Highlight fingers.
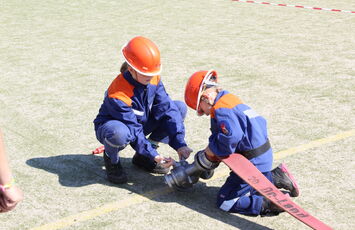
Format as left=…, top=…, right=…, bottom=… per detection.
left=179, top=154, right=187, bottom=161
left=0, top=186, right=23, bottom=212
left=180, top=150, right=188, bottom=160
left=155, top=155, right=175, bottom=168
left=4, top=200, right=17, bottom=211
left=159, top=157, right=175, bottom=168
left=177, top=146, right=193, bottom=160
left=0, top=195, right=6, bottom=212
left=0, top=194, right=16, bottom=213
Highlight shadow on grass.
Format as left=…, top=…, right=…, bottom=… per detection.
left=26, top=154, right=272, bottom=230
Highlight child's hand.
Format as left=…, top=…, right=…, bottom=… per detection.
left=177, top=146, right=193, bottom=160
left=154, top=155, right=175, bottom=168
left=0, top=185, right=23, bottom=213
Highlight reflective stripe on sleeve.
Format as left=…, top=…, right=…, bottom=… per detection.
left=243, top=109, right=259, bottom=118
left=132, top=109, right=144, bottom=116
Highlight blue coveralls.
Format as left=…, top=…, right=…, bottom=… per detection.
left=93, top=71, right=187, bottom=164
left=209, top=90, right=273, bottom=216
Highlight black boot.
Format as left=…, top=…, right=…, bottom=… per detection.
left=103, top=152, right=128, bottom=184
left=132, top=153, right=169, bottom=174
left=272, top=163, right=300, bottom=197
left=260, top=198, right=285, bottom=217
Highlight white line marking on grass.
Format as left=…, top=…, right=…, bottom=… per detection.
left=274, top=129, right=355, bottom=160
left=31, top=187, right=172, bottom=230
left=31, top=129, right=355, bottom=230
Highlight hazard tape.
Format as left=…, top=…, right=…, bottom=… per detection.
left=232, top=0, right=355, bottom=13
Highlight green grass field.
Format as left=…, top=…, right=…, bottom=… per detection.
left=1, top=0, right=354, bottom=229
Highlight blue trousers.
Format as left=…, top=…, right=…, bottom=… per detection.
left=216, top=170, right=273, bottom=216
left=95, top=100, right=187, bottom=163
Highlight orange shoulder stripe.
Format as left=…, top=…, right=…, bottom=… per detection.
left=211, top=94, right=242, bottom=118
left=107, top=74, right=134, bottom=106
left=150, top=75, right=160, bottom=85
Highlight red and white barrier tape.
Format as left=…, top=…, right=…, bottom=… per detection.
left=232, top=0, right=355, bottom=13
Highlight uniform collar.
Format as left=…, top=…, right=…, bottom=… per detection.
left=213, top=90, right=229, bottom=105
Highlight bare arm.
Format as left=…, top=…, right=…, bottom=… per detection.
left=205, top=146, right=223, bottom=162
left=0, top=130, right=12, bottom=185
left=0, top=129, right=23, bottom=213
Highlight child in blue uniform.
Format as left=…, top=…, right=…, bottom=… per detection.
left=184, top=70, right=300, bottom=216
left=94, top=36, right=192, bottom=184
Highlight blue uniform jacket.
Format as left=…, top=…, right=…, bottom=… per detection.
left=94, top=71, right=187, bottom=160
left=208, top=90, right=273, bottom=172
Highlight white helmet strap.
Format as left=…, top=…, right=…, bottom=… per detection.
left=195, top=69, right=218, bottom=113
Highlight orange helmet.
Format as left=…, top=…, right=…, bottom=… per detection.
left=184, top=70, right=218, bottom=113
left=121, top=36, right=161, bottom=76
